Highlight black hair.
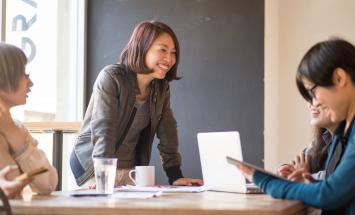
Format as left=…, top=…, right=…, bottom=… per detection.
left=296, top=38, right=355, bottom=102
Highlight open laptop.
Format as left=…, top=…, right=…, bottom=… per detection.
left=197, top=131, right=262, bottom=193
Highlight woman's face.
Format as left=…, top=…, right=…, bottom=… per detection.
left=145, top=32, right=176, bottom=79
left=308, top=103, right=334, bottom=128
left=303, top=71, right=347, bottom=123
left=0, top=72, right=33, bottom=108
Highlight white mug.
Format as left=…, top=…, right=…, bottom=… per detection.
left=129, top=166, right=155, bottom=186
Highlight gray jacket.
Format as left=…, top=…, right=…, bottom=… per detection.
left=70, top=64, right=183, bottom=185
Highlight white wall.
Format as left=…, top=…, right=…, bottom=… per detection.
left=265, top=0, right=355, bottom=170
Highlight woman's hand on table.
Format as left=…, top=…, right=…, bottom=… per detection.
left=172, top=178, right=203, bottom=186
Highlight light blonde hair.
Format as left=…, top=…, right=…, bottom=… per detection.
left=0, top=43, right=27, bottom=92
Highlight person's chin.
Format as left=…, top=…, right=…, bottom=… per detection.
left=330, top=112, right=342, bottom=123
left=21, top=98, right=27, bottom=105
left=155, top=72, right=166, bottom=79
left=310, top=120, right=318, bottom=126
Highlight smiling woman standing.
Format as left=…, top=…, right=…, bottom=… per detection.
left=235, top=38, right=355, bottom=215
left=70, top=21, right=202, bottom=187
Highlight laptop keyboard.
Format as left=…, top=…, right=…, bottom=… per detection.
left=246, top=183, right=263, bottom=194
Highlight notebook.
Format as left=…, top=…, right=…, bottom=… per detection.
left=197, top=131, right=262, bottom=193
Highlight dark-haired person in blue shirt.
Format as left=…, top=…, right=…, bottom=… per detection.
left=277, top=103, right=338, bottom=182
left=235, top=38, right=355, bottom=215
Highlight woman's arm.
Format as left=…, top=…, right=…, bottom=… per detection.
left=156, top=84, right=203, bottom=186
left=156, top=84, right=183, bottom=184
left=0, top=99, right=57, bottom=194
left=253, top=138, right=355, bottom=210
left=89, top=70, right=121, bottom=158
left=14, top=123, right=58, bottom=194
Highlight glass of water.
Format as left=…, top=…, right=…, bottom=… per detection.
left=93, top=158, right=117, bottom=194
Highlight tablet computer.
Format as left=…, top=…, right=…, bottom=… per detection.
left=226, top=156, right=285, bottom=180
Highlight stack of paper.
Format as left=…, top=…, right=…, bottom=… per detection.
left=113, top=191, right=162, bottom=199
left=69, top=189, right=162, bottom=199
left=116, top=185, right=207, bottom=193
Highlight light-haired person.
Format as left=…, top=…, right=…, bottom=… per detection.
left=0, top=43, right=58, bottom=195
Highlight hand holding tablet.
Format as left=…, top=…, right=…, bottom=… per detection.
left=226, top=156, right=285, bottom=181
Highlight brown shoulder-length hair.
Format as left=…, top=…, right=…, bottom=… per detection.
left=0, top=43, right=27, bottom=92
left=308, top=127, right=330, bottom=173
left=119, top=20, right=181, bottom=82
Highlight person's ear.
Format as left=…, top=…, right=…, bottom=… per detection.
left=333, top=68, right=347, bottom=88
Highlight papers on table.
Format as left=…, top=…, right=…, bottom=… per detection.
left=113, top=191, right=162, bottom=199
left=116, top=185, right=207, bottom=193
left=70, top=185, right=206, bottom=199
left=70, top=189, right=162, bottom=199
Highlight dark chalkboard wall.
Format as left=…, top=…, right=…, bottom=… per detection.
left=87, top=0, right=264, bottom=184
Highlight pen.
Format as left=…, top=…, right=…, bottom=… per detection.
left=71, top=193, right=109, bottom=197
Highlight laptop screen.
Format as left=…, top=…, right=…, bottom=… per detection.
left=197, top=131, right=249, bottom=193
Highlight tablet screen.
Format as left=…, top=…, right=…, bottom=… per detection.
left=226, top=156, right=286, bottom=180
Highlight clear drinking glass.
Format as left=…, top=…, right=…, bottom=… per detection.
left=93, top=158, right=117, bottom=194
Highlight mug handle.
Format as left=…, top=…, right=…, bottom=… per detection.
left=128, top=169, right=136, bottom=185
